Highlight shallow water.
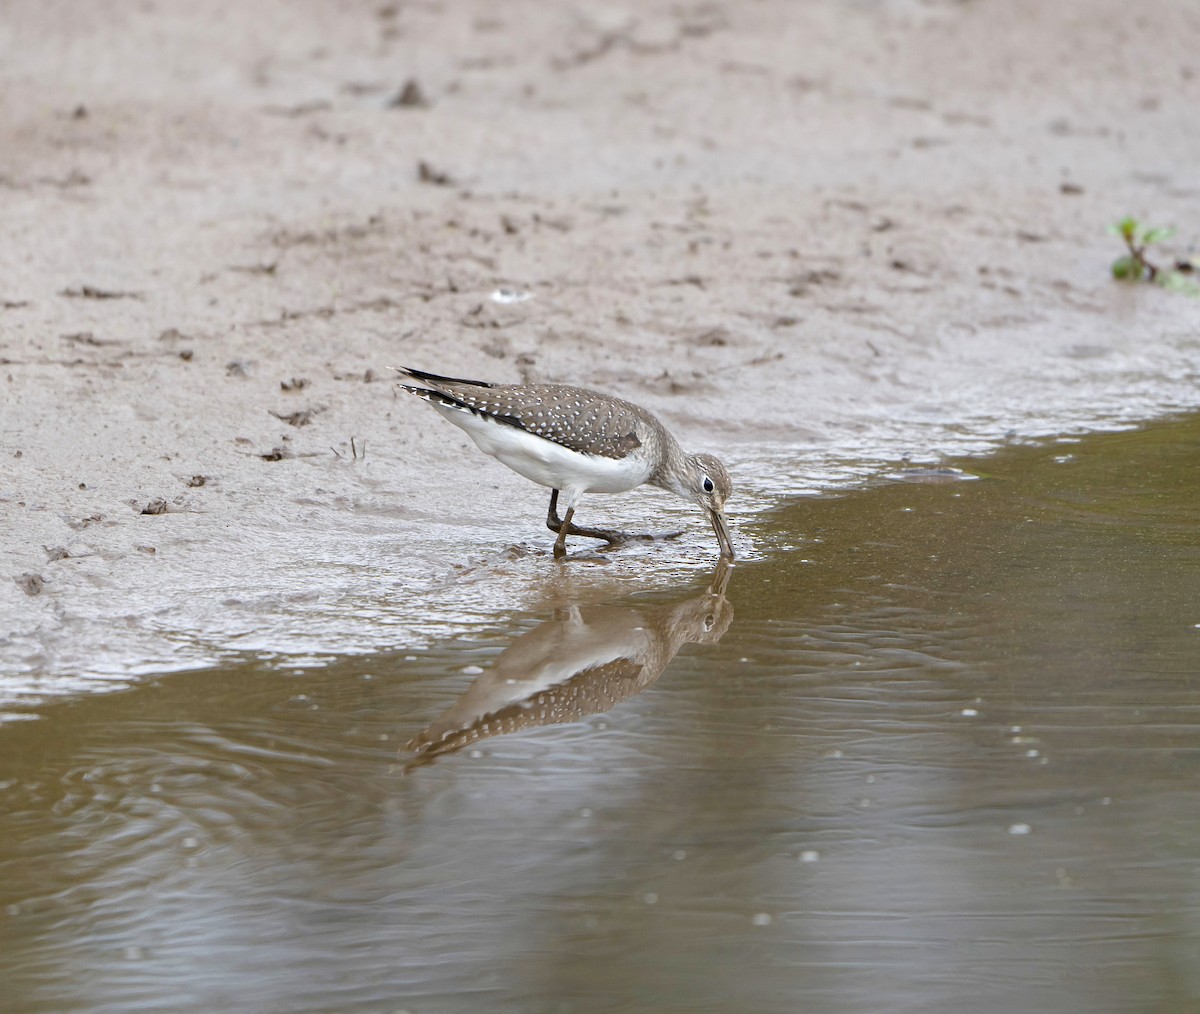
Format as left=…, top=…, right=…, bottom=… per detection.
left=2, top=415, right=1199, bottom=1013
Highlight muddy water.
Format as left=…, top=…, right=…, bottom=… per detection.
left=3, top=416, right=1199, bottom=1014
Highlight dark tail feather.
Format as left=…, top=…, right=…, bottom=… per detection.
left=394, top=384, right=464, bottom=409
left=390, top=365, right=493, bottom=389
left=396, top=382, right=523, bottom=430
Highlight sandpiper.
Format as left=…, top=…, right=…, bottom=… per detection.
left=393, top=366, right=734, bottom=559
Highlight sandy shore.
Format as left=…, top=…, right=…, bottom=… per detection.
left=2, top=0, right=1199, bottom=697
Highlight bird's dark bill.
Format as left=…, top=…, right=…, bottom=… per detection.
left=710, top=510, right=734, bottom=560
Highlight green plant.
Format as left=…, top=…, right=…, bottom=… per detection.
left=1109, top=216, right=1200, bottom=296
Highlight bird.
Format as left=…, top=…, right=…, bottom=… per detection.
left=392, top=366, right=734, bottom=559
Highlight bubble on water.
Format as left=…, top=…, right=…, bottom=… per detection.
left=1008, top=822, right=1032, bottom=835
left=462, top=665, right=484, bottom=675
left=1025, top=749, right=1040, bottom=758
left=751, top=912, right=773, bottom=926
left=672, top=849, right=688, bottom=861
left=182, top=836, right=199, bottom=850
left=468, top=749, right=483, bottom=759
left=961, top=707, right=978, bottom=716
left=642, top=892, right=658, bottom=905
left=799, top=850, right=820, bottom=863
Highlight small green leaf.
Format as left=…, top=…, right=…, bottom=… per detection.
left=1158, top=271, right=1200, bottom=297
left=1108, top=217, right=1137, bottom=238
left=1111, top=255, right=1142, bottom=280
left=1141, top=226, right=1175, bottom=246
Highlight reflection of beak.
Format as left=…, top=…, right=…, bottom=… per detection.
left=708, top=556, right=733, bottom=596
left=708, top=509, right=735, bottom=560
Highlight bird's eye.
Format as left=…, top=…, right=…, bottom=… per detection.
left=704, top=613, right=716, bottom=630
left=702, top=476, right=715, bottom=493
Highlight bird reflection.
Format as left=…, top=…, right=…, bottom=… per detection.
left=405, top=562, right=734, bottom=767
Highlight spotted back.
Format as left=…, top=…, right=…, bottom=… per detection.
left=408, top=380, right=657, bottom=460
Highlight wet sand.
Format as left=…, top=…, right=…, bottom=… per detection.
left=3, top=0, right=1200, bottom=688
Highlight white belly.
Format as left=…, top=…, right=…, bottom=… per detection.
left=435, top=404, right=653, bottom=497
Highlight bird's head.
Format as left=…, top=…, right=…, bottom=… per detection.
left=680, top=452, right=734, bottom=559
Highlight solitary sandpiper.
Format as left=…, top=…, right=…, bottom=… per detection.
left=393, top=366, right=734, bottom=559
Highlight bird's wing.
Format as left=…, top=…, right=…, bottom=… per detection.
left=401, top=377, right=648, bottom=461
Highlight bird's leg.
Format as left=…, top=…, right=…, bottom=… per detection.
left=546, top=489, right=565, bottom=533
left=547, top=489, right=620, bottom=545
left=544, top=489, right=679, bottom=552
left=553, top=506, right=573, bottom=558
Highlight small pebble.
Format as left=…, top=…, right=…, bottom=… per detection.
left=490, top=287, right=532, bottom=304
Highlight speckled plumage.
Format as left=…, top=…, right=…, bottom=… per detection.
left=393, top=365, right=735, bottom=558
left=396, top=368, right=657, bottom=462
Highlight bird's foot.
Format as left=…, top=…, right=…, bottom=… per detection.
left=545, top=494, right=684, bottom=556
left=579, top=527, right=686, bottom=550
left=561, top=523, right=623, bottom=545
